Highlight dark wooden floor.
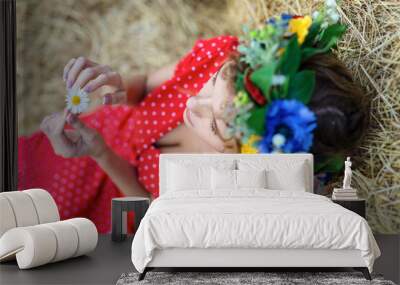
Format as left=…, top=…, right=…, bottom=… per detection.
left=0, top=235, right=134, bottom=285
left=0, top=234, right=398, bottom=284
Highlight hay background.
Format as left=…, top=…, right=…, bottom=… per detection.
left=16, top=0, right=399, bottom=233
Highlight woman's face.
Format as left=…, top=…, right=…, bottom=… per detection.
left=183, top=61, right=236, bottom=152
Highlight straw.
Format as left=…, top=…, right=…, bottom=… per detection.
left=16, top=0, right=400, bottom=233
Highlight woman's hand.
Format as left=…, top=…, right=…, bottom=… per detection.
left=40, top=110, right=108, bottom=160
left=41, top=110, right=150, bottom=197
left=63, top=57, right=126, bottom=105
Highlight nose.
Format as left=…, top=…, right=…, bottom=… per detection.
left=186, top=97, right=215, bottom=118
left=186, top=97, right=196, bottom=108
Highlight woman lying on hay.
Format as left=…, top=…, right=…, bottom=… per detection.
left=18, top=0, right=367, bottom=232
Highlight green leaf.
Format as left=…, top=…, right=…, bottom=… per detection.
left=320, top=23, right=347, bottom=47
left=250, top=63, right=276, bottom=100
left=269, top=77, right=290, bottom=100
left=287, top=70, right=315, bottom=104
left=279, top=37, right=301, bottom=76
left=302, top=47, right=331, bottom=60
left=281, top=77, right=290, bottom=98
left=270, top=87, right=280, bottom=101
left=246, top=106, right=266, bottom=136
left=302, top=22, right=321, bottom=47
left=302, top=23, right=347, bottom=60
left=235, top=72, right=245, bottom=91
left=315, top=155, right=344, bottom=173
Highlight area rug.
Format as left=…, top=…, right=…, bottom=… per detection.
left=116, top=271, right=395, bottom=285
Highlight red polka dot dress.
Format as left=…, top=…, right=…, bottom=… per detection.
left=18, top=36, right=239, bottom=233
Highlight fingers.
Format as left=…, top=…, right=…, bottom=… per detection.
left=83, top=71, right=123, bottom=93
left=65, top=57, right=95, bottom=89
left=64, top=130, right=81, bottom=143
left=102, top=90, right=127, bottom=105
left=63, top=58, right=76, bottom=82
left=66, top=113, right=96, bottom=140
left=40, top=110, right=67, bottom=136
left=41, top=110, right=103, bottom=159
left=66, top=114, right=106, bottom=158
left=73, top=65, right=111, bottom=91
left=40, top=110, right=76, bottom=158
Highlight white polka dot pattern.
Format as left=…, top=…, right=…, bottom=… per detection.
left=17, top=36, right=238, bottom=233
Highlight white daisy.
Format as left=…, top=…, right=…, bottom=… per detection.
left=272, top=133, right=286, bottom=148
left=272, top=75, right=286, bottom=86
left=325, top=0, right=337, bottom=8
left=324, top=0, right=340, bottom=24
left=66, top=88, right=90, bottom=114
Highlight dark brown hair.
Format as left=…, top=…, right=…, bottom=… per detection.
left=300, top=53, right=368, bottom=156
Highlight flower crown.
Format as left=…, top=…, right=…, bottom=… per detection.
left=225, top=0, right=346, bottom=155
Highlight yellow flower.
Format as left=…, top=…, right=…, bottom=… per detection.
left=234, top=91, right=250, bottom=108
left=288, top=16, right=312, bottom=45
left=240, top=134, right=262, bottom=154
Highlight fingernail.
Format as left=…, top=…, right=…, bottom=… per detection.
left=67, top=80, right=73, bottom=89
left=84, top=85, right=91, bottom=93
left=103, top=94, right=112, bottom=105
left=66, top=113, right=76, bottom=124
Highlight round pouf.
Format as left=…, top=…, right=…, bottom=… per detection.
left=111, top=197, right=149, bottom=242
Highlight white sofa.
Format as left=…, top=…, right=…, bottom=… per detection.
left=0, top=189, right=98, bottom=269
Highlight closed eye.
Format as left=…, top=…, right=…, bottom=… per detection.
left=212, top=67, right=222, bottom=86
left=211, top=119, right=218, bottom=135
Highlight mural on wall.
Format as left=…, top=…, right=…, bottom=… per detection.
left=16, top=0, right=399, bottom=234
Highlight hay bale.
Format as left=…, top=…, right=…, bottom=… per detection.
left=16, top=0, right=235, bottom=135
left=16, top=0, right=400, bottom=233
left=228, top=0, right=400, bottom=234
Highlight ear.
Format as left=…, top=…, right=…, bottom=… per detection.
left=212, top=62, right=236, bottom=117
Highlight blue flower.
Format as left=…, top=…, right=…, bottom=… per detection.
left=266, top=13, right=293, bottom=26
left=267, top=17, right=276, bottom=25
left=281, top=13, right=293, bottom=21
left=258, top=99, right=316, bottom=153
